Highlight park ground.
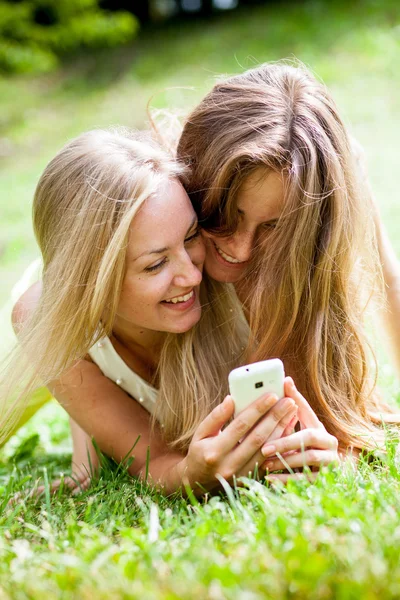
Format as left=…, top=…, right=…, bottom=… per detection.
left=1, top=0, right=400, bottom=597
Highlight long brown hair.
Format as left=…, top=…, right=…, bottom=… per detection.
left=177, top=61, right=398, bottom=450
left=1, top=128, right=247, bottom=451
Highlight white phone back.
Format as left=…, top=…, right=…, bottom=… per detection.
left=228, top=359, right=285, bottom=415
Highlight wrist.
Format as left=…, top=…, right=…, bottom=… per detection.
left=176, top=456, right=191, bottom=486
left=137, top=453, right=187, bottom=495
left=175, top=457, right=218, bottom=498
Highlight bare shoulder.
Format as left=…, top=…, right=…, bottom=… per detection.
left=11, top=281, right=42, bottom=334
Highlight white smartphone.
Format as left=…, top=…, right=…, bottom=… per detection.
left=228, top=359, right=285, bottom=416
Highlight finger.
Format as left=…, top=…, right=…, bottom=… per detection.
left=7, top=491, right=22, bottom=507
left=7, top=472, right=90, bottom=507
left=71, top=476, right=92, bottom=495
left=232, top=404, right=298, bottom=477
left=234, top=459, right=266, bottom=482
left=284, top=377, right=324, bottom=429
left=265, top=472, right=317, bottom=485
left=246, top=398, right=297, bottom=448
left=267, top=404, right=298, bottom=443
left=26, top=476, right=80, bottom=499
left=264, top=449, right=339, bottom=472
left=261, top=428, right=338, bottom=458
left=193, top=395, right=235, bottom=442
left=216, top=392, right=279, bottom=453
left=281, top=413, right=299, bottom=437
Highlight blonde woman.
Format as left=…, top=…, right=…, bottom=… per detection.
left=177, top=61, right=400, bottom=474
left=3, top=127, right=313, bottom=496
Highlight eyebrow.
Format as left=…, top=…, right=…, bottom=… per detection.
left=133, top=215, right=198, bottom=261
left=238, top=208, right=279, bottom=224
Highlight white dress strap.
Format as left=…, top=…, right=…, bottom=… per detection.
left=88, top=335, right=158, bottom=416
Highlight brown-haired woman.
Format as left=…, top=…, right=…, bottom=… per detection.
left=177, top=60, right=400, bottom=478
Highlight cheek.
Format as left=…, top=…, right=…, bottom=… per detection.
left=204, top=233, right=232, bottom=259
left=192, top=238, right=206, bottom=265
left=118, top=275, right=167, bottom=317
left=203, top=233, right=216, bottom=250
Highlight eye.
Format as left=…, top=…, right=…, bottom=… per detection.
left=144, top=258, right=167, bottom=273
left=185, top=228, right=201, bottom=244
left=262, top=220, right=278, bottom=230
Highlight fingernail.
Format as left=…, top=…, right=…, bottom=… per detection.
left=288, top=377, right=295, bottom=388
left=265, top=475, right=280, bottom=482
left=264, top=461, right=274, bottom=470
left=261, top=444, right=276, bottom=457
left=221, top=396, right=231, bottom=411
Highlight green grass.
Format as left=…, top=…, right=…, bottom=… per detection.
left=1, top=0, right=400, bottom=597
left=2, top=408, right=400, bottom=599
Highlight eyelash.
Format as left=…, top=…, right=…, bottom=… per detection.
left=185, top=228, right=201, bottom=243
left=263, top=222, right=277, bottom=229
left=144, top=229, right=201, bottom=273
left=144, top=259, right=167, bottom=273
left=238, top=210, right=276, bottom=229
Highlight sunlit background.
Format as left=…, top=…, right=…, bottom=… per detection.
left=1, top=0, right=399, bottom=323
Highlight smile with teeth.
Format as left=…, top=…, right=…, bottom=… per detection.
left=163, top=290, right=194, bottom=304
left=214, top=243, right=246, bottom=264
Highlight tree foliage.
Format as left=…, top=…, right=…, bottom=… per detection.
left=0, top=0, right=139, bottom=74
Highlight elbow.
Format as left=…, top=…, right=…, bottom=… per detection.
left=11, top=281, right=42, bottom=336
left=11, top=297, right=26, bottom=336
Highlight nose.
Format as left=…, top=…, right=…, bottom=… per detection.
left=226, top=229, right=255, bottom=262
left=173, top=251, right=203, bottom=289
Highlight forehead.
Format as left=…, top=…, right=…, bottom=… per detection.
left=127, top=179, right=195, bottom=259
left=236, top=169, right=285, bottom=222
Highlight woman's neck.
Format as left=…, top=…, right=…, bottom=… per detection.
left=111, top=318, right=167, bottom=381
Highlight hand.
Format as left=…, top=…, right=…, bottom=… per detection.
left=181, top=391, right=298, bottom=493
left=260, top=377, right=339, bottom=483
left=7, top=471, right=91, bottom=507
left=35, top=472, right=92, bottom=496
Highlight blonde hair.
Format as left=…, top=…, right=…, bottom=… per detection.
left=1, top=127, right=247, bottom=451
left=177, top=61, right=399, bottom=451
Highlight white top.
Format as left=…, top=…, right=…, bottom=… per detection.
left=88, top=334, right=158, bottom=416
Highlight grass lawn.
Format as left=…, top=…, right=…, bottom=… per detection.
left=1, top=0, right=400, bottom=597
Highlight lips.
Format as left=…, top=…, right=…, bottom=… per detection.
left=213, top=241, right=247, bottom=267
left=160, top=288, right=197, bottom=312
left=163, top=290, right=194, bottom=304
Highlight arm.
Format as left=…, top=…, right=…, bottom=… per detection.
left=12, top=285, right=300, bottom=496
left=51, top=363, right=300, bottom=495
left=12, top=284, right=186, bottom=494
left=351, top=137, right=400, bottom=377
left=373, top=213, right=400, bottom=376
left=49, top=359, right=187, bottom=495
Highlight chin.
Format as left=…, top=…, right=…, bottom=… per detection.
left=170, top=320, right=200, bottom=334
left=167, top=308, right=202, bottom=334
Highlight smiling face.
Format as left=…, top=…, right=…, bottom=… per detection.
left=203, top=169, right=285, bottom=283
left=114, top=179, right=205, bottom=336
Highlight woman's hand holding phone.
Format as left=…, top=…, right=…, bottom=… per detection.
left=181, top=390, right=298, bottom=494
left=260, top=377, right=339, bottom=482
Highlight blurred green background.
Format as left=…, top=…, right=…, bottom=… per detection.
left=0, top=0, right=399, bottom=310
